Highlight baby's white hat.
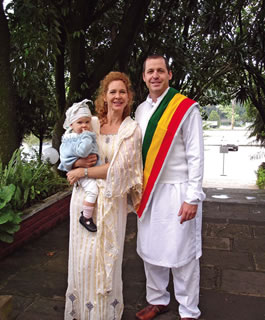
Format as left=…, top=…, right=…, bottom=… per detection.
left=63, top=99, right=92, bottom=129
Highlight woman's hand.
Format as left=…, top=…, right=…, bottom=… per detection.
left=67, top=168, right=85, bottom=185
left=73, top=154, right=97, bottom=168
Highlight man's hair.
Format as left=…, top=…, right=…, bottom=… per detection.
left=142, top=55, right=171, bottom=73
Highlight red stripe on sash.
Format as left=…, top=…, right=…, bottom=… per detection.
left=137, top=98, right=194, bottom=219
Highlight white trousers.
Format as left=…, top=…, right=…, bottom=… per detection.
left=78, top=177, right=98, bottom=203
left=144, top=259, right=201, bottom=319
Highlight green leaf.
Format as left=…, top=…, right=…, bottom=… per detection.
left=0, top=231, right=14, bottom=243
left=0, top=212, right=12, bottom=224
left=13, top=186, right=22, bottom=208
left=0, top=207, right=14, bottom=224
left=30, top=185, right=36, bottom=200
left=24, top=187, right=30, bottom=205
left=0, top=223, right=20, bottom=234
left=0, top=184, right=16, bottom=208
left=12, top=212, right=23, bottom=224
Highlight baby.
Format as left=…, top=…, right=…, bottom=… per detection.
left=58, top=99, right=100, bottom=232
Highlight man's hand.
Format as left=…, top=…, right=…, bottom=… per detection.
left=178, top=202, right=198, bottom=224
left=73, top=154, right=97, bottom=168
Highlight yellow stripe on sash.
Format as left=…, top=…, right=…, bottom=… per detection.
left=143, top=93, right=186, bottom=189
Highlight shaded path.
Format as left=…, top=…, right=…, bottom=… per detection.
left=0, top=188, right=265, bottom=320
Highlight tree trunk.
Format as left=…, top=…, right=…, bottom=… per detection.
left=67, top=33, right=89, bottom=104
left=52, top=24, right=67, bottom=151
left=231, top=99, right=235, bottom=130
left=0, top=1, right=21, bottom=165
left=52, top=116, right=65, bottom=151
left=86, top=0, right=152, bottom=97
left=52, top=31, right=89, bottom=151
left=52, top=0, right=152, bottom=149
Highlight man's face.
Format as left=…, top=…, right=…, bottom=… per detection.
left=143, top=58, right=172, bottom=100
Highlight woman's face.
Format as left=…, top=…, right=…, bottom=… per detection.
left=104, top=80, right=129, bottom=115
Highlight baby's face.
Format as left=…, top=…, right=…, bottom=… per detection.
left=71, top=117, right=92, bottom=134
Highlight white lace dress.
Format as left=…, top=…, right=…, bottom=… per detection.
left=64, top=117, right=142, bottom=320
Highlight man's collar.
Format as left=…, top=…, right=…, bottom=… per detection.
left=146, top=87, right=170, bottom=105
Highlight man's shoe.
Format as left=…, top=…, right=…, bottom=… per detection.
left=136, top=304, right=169, bottom=320
left=79, top=213, right=97, bottom=232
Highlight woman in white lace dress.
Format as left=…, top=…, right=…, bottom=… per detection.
left=64, top=72, right=143, bottom=320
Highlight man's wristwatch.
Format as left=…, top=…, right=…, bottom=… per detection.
left=84, top=168, right=88, bottom=177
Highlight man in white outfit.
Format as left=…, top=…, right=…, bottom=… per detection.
left=135, top=55, right=205, bottom=320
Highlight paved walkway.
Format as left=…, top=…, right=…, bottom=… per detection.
left=0, top=188, right=265, bottom=320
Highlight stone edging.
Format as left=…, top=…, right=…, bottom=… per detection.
left=22, top=189, right=72, bottom=220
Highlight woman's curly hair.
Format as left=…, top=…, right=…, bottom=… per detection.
left=95, top=71, right=134, bottom=124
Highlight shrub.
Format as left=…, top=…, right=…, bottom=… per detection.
left=0, top=149, right=68, bottom=243
left=256, top=162, right=265, bottom=190
left=208, top=110, right=220, bottom=127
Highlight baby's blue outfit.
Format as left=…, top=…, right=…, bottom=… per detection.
left=58, top=130, right=100, bottom=204
left=58, top=130, right=100, bottom=172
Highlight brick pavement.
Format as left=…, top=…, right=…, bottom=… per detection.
left=0, top=188, right=265, bottom=320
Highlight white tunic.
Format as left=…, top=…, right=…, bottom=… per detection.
left=135, top=89, right=205, bottom=268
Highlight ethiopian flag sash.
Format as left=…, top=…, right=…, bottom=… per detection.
left=137, top=88, right=197, bottom=220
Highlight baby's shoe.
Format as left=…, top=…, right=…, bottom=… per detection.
left=79, top=212, right=97, bottom=232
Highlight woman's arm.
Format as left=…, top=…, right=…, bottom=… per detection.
left=67, top=163, right=109, bottom=185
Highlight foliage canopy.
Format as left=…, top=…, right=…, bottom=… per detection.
left=0, top=0, right=264, bottom=165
